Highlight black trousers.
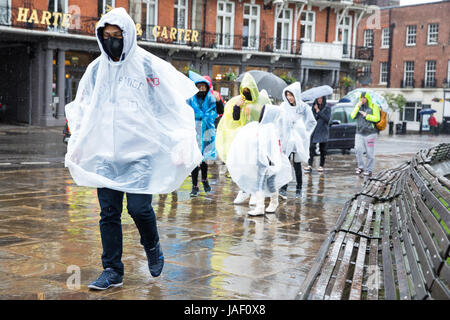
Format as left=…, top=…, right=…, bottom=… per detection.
left=309, top=142, right=328, bottom=167
left=191, top=161, right=208, bottom=186
left=97, top=188, right=159, bottom=276
left=281, top=153, right=302, bottom=190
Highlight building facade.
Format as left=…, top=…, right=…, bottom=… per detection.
left=356, top=0, right=450, bottom=132
left=0, top=0, right=374, bottom=126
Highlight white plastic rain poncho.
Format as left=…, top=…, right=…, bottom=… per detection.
left=227, top=105, right=292, bottom=196
left=64, top=8, right=202, bottom=194
left=278, top=82, right=317, bottom=163
left=215, top=73, right=271, bottom=163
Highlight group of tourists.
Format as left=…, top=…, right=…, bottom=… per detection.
left=64, top=8, right=382, bottom=290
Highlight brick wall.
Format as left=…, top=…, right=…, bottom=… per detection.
left=358, top=1, right=450, bottom=88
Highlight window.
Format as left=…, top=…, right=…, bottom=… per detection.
left=174, top=0, right=188, bottom=30
left=400, top=102, right=421, bottom=122
left=337, top=15, right=352, bottom=57
left=0, top=0, right=11, bottom=25
left=381, top=28, right=389, bottom=48
left=216, top=0, right=235, bottom=48
left=98, top=0, right=115, bottom=16
left=243, top=3, right=260, bottom=50
left=379, top=62, right=388, bottom=84
left=425, top=60, right=436, bottom=87
left=403, top=61, right=414, bottom=87
left=48, top=0, right=68, bottom=30
left=405, top=25, right=416, bottom=46
left=364, top=29, right=373, bottom=48
left=331, top=107, right=347, bottom=124
left=300, top=11, right=315, bottom=42
left=274, top=8, right=293, bottom=53
left=362, top=65, right=371, bottom=76
left=427, top=23, right=438, bottom=45
left=447, top=60, right=450, bottom=83
left=142, top=0, right=158, bottom=40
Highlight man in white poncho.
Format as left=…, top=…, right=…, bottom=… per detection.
left=278, top=82, right=317, bottom=199
left=64, top=8, right=202, bottom=290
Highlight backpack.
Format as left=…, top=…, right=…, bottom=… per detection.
left=375, top=109, right=388, bottom=131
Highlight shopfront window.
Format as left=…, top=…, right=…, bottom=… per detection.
left=400, top=101, right=421, bottom=122
left=0, top=0, right=11, bottom=26
left=212, top=65, right=239, bottom=81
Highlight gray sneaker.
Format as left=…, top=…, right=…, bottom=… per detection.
left=88, top=268, right=123, bottom=291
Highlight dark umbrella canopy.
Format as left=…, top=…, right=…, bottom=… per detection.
left=236, top=70, right=287, bottom=101
left=419, top=109, right=437, bottom=115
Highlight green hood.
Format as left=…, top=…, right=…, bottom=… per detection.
left=239, top=73, right=259, bottom=103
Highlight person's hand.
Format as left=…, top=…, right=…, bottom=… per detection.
left=213, top=91, right=220, bottom=100
left=359, top=110, right=367, bottom=118
left=314, top=104, right=320, bottom=113
left=236, top=96, right=244, bottom=106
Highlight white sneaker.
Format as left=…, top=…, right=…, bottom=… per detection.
left=248, top=206, right=265, bottom=216
left=234, top=190, right=249, bottom=204
left=265, top=194, right=278, bottom=213
left=249, top=194, right=257, bottom=206
left=304, top=165, right=312, bottom=173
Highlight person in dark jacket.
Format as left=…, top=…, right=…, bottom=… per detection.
left=306, top=96, right=331, bottom=172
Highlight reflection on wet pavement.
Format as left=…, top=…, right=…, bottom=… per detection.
left=0, top=142, right=445, bottom=299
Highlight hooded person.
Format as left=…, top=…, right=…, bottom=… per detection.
left=306, top=95, right=331, bottom=173
left=187, top=71, right=218, bottom=196
left=203, top=75, right=225, bottom=127
left=350, top=91, right=380, bottom=177
left=278, top=82, right=317, bottom=199
left=227, top=104, right=292, bottom=216
left=216, top=72, right=271, bottom=205
left=64, top=8, right=202, bottom=290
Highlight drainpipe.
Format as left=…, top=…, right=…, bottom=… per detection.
left=202, top=0, right=207, bottom=47
left=387, top=9, right=394, bottom=88
left=325, top=7, right=330, bottom=42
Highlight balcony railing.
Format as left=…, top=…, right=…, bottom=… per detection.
left=422, top=79, right=437, bottom=88
left=400, top=79, right=415, bottom=88
left=3, top=6, right=373, bottom=61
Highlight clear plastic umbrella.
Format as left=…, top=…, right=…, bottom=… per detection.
left=341, top=88, right=390, bottom=113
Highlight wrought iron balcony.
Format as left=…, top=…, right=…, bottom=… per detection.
left=422, top=79, right=437, bottom=88
left=400, top=79, right=415, bottom=88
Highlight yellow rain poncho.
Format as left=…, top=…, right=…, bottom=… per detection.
left=215, top=73, right=271, bottom=162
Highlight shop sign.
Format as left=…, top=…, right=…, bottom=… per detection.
left=151, top=26, right=199, bottom=43
left=16, top=7, right=72, bottom=28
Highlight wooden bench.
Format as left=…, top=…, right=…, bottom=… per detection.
left=297, top=143, right=450, bottom=300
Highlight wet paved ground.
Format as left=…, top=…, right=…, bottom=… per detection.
left=0, top=124, right=448, bottom=299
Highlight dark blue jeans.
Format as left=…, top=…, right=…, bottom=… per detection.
left=97, top=188, right=159, bottom=276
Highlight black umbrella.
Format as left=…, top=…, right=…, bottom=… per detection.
left=236, top=70, right=287, bottom=101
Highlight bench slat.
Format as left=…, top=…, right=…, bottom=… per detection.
left=310, top=232, right=347, bottom=300
left=367, top=239, right=380, bottom=300
left=329, top=235, right=356, bottom=300
left=411, top=195, right=443, bottom=273
left=397, top=194, right=429, bottom=299
left=416, top=193, right=450, bottom=256
left=382, top=203, right=397, bottom=300
left=429, top=278, right=450, bottom=300
left=391, top=199, right=412, bottom=300
left=422, top=186, right=450, bottom=233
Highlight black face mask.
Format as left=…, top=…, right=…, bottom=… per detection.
left=243, top=91, right=252, bottom=101
left=102, top=37, right=124, bottom=60
left=196, top=91, right=207, bottom=99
